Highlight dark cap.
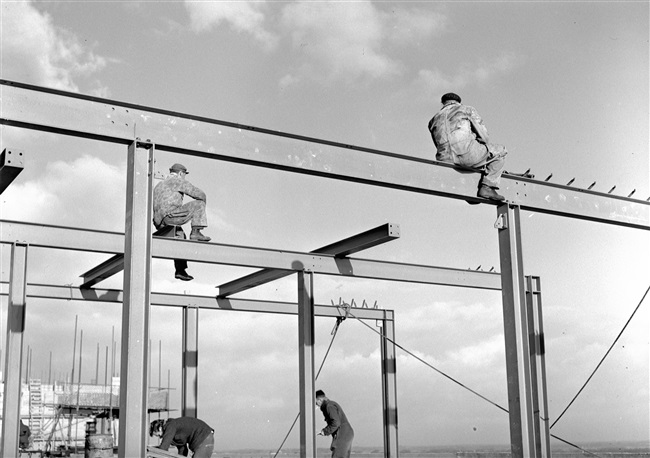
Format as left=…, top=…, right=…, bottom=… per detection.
left=315, top=390, right=326, bottom=398
left=441, top=92, right=461, bottom=104
left=170, top=163, right=188, bottom=174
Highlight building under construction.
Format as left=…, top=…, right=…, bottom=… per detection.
left=1, top=79, right=648, bottom=457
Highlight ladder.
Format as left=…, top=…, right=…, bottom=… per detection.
left=28, top=379, right=44, bottom=443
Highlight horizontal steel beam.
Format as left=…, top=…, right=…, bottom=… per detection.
left=1, top=80, right=647, bottom=230
left=218, top=223, right=400, bottom=297
left=0, top=148, right=25, bottom=195
left=0, top=220, right=500, bottom=290
left=0, top=282, right=393, bottom=321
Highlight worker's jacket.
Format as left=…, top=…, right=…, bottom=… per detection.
left=153, top=175, right=206, bottom=227
left=320, top=399, right=354, bottom=454
left=428, top=101, right=491, bottom=163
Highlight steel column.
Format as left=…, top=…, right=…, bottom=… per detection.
left=298, top=271, right=316, bottom=457
left=526, top=276, right=551, bottom=457
left=1, top=242, right=28, bottom=457
left=496, top=204, right=536, bottom=457
left=182, top=306, right=199, bottom=418
left=380, top=319, right=399, bottom=457
left=118, top=140, right=154, bottom=457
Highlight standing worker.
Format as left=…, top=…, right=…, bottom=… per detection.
left=428, top=92, right=508, bottom=201
left=149, top=417, right=214, bottom=457
left=316, top=390, right=354, bottom=458
left=153, top=163, right=211, bottom=281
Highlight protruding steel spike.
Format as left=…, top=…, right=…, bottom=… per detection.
left=476, top=265, right=482, bottom=271
left=544, top=173, right=553, bottom=182
left=627, top=189, right=636, bottom=198
left=566, top=178, right=575, bottom=186
left=489, top=266, right=495, bottom=272
left=588, top=181, right=596, bottom=190
left=608, top=186, right=616, bottom=194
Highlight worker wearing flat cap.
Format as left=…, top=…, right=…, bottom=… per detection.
left=428, top=93, right=508, bottom=201
left=316, top=390, right=354, bottom=458
left=153, top=163, right=211, bottom=281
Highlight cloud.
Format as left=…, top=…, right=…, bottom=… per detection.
left=416, top=52, right=521, bottom=98
left=184, top=0, right=278, bottom=50
left=280, top=1, right=403, bottom=84
left=387, top=7, right=447, bottom=45
left=0, top=0, right=109, bottom=93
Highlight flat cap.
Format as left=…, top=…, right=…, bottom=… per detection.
left=441, top=92, right=461, bottom=104
left=170, top=163, right=188, bottom=174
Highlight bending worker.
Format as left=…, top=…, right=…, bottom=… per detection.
left=316, top=390, right=354, bottom=458
left=428, top=92, right=508, bottom=201
left=150, top=417, right=214, bottom=458
left=153, top=163, right=211, bottom=281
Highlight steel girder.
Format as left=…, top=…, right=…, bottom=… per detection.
left=0, top=220, right=501, bottom=290
left=1, top=80, right=648, bottom=229
left=0, top=148, right=24, bottom=195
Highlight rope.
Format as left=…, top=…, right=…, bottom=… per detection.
left=271, top=313, right=346, bottom=458
left=345, top=308, right=604, bottom=458
left=550, top=284, right=650, bottom=430
left=345, top=308, right=509, bottom=413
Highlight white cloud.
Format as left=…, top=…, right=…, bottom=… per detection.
left=1, top=154, right=126, bottom=230
left=184, top=0, right=278, bottom=50
left=0, top=1, right=108, bottom=93
left=416, top=52, right=521, bottom=99
left=281, top=1, right=403, bottom=84
left=387, top=7, right=447, bottom=45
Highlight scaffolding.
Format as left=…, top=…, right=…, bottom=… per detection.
left=1, top=79, right=648, bottom=457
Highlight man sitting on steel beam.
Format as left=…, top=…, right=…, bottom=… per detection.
left=153, top=163, right=211, bottom=281
left=428, top=92, right=508, bottom=201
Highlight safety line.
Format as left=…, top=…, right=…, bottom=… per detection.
left=272, top=315, right=347, bottom=458
left=550, top=284, right=650, bottom=430
left=344, top=308, right=604, bottom=458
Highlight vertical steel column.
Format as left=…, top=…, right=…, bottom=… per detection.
left=297, top=271, right=316, bottom=457
left=1, top=242, right=28, bottom=457
left=496, top=204, right=536, bottom=457
left=379, top=317, right=399, bottom=457
left=526, top=276, right=551, bottom=457
left=118, top=140, right=154, bottom=457
left=182, top=305, right=199, bottom=418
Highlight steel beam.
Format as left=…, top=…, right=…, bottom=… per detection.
left=0, top=148, right=25, bottom=195
left=218, top=223, right=400, bottom=297
left=380, top=319, right=399, bottom=458
left=0, top=282, right=395, bottom=321
left=2, top=80, right=648, bottom=229
left=0, top=220, right=501, bottom=290
left=80, top=254, right=125, bottom=288
left=298, top=272, right=316, bottom=457
left=118, top=141, right=154, bottom=458
left=182, top=306, right=199, bottom=418
left=497, top=205, right=536, bottom=457
left=526, top=276, right=551, bottom=458
left=1, top=243, right=28, bottom=457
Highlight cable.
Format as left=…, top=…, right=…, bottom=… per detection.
left=345, top=308, right=509, bottom=413
left=550, top=285, right=650, bottom=430
left=345, top=308, right=605, bottom=458
left=271, top=315, right=346, bottom=458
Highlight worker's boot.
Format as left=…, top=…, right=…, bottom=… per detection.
left=175, top=270, right=194, bottom=281
left=190, top=227, right=211, bottom=242
left=477, top=184, right=505, bottom=201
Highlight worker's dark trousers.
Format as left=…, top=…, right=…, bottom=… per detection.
left=192, top=433, right=214, bottom=458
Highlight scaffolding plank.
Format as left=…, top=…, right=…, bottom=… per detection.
left=1, top=80, right=648, bottom=229
left=218, top=223, right=400, bottom=297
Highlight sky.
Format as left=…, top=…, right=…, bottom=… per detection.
left=0, top=0, right=649, bottom=453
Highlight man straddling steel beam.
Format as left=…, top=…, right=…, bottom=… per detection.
left=153, top=163, right=211, bottom=281
left=428, top=92, right=510, bottom=201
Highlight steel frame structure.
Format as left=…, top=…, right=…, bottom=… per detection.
left=1, top=80, right=648, bottom=457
